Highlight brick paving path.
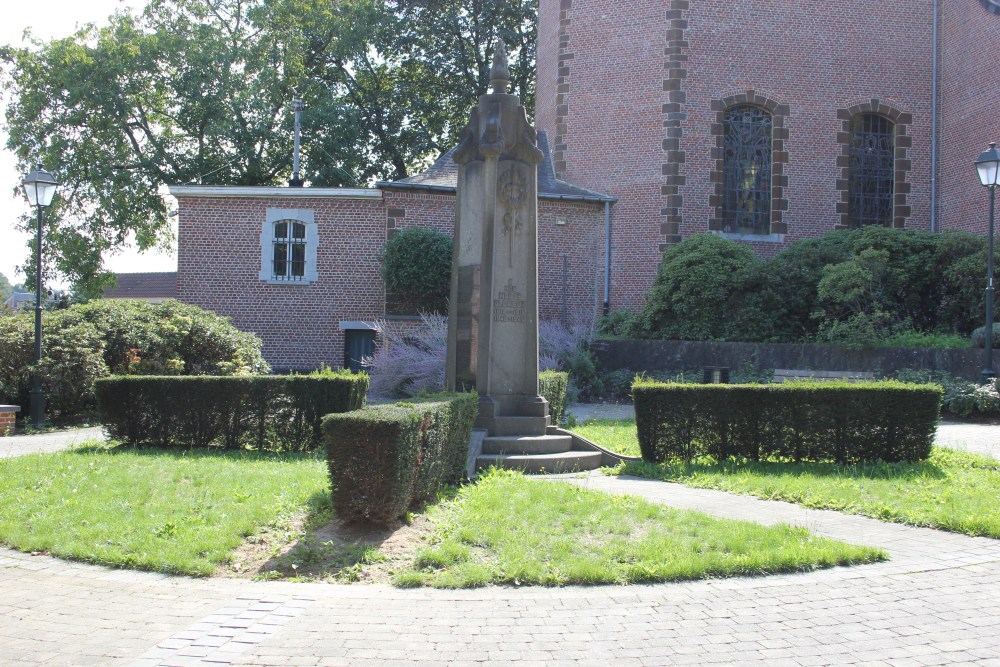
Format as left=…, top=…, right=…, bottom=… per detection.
left=2, top=416, right=1000, bottom=665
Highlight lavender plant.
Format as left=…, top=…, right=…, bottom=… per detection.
left=361, top=314, right=447, bottom=398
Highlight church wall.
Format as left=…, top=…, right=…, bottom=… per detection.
left=938, top=1, right=1000, bottom=234
left=537, top=0, right=937, bottom=310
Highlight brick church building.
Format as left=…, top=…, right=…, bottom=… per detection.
left=172, top=0, right=1000, bottom=370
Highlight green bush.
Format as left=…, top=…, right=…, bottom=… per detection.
left=597, top=309, right=642, bottom=338
left=0, top=300, right=270, bottom=420
left=96, top=372, right=368, bottom=450
left=62, top=299, right=269, bottom=375
left=323, top=393, right=477, bottom=524
left=0, top=314, right=108, bottom=417
left=633, top=379, right=941, bottom=464
left=894, top=369, right=1000, bottom=419
left=381, top=226, right=453, bottom=313
left=641, top=234, right=757, bottom=341
left=539, top=370, right=569, bottom=425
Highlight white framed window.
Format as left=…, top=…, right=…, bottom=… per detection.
left=259, top=208, right=318, bottom=284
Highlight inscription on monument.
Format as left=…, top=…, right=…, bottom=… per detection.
left=493, top=279, right=526, bottom=324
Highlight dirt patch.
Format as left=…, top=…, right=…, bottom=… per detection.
left=217, top=512, right=435, bottom=584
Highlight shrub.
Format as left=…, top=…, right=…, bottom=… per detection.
left=539, top=370, right=569, bottom=425
left=972, top=323, right=1000, bottom=350
left=641, top=234, right=757, bottom=341
left=381, top=226, right=453, bottom=313
left=894, top=369, right=1000, bottom=419
left=323, top=393, right=477, bottom=524
left=62, top=299, right=269, bottom=375
left=597, top=309, right=642, bottom=338
left=633, top=379, right=941, bottom=463
left=0, top=315, right=108, bottom=417
left=363, top=314, right=447, bottom=398
left=96, top=373, right=368, bottom=450
left=0, top=300, right=270, bottom=420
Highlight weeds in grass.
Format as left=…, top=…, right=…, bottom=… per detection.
left=394, top=469, right=884, bottom=588
left=575, top=419, right=1000, bottom=538
left=0, top=443, right=329, bottom=576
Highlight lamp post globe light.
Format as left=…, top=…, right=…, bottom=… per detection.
left=976, top=142, right=1000, bottom=382
left=21, top=166, right=58, bottom=428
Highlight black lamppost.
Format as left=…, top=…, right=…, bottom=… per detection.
left=22, top=166, right=58, bottom=427
left=976, top=143, right=1000, bottom=382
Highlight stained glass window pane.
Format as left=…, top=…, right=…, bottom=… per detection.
left=849, top=114, right=895, bottom=227
left=723, top=106, right=772, bottom=235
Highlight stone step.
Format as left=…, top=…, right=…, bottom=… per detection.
left=475, top=450, right=604, bottom=475
left=491, top=416, right=549, bottom=436
left=481, top=434, right=573, bottom=455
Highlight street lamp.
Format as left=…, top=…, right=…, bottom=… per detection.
left=21, top=166, right=58, bottom=427
left=976, top=142, right=1000, bottom=382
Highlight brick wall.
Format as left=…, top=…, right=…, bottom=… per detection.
left=0, top=407, right=18, bottom=436
left=177, top=194, right=386, bottom=370
left=176, top=189, right=606, bottom=371
left=939, top=1, right=1000, bottom=233
left=537, top=0, right=937, bottom=308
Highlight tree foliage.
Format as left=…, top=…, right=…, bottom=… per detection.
left=1, top=0, right=536, bottom=296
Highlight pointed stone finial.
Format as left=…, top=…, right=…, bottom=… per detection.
left=490, top=41, right=511, bottom=94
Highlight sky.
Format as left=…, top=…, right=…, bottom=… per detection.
left=0, top=0, right=176, bottom=289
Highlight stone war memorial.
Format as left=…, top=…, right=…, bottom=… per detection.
left=446, top=44, right=618, bottom=474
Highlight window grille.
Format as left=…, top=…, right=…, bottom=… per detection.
left=272, top=220, right=307, bottom=279
left=723, top=106, right=773, bottom=235
left=849, top=114, right=895, bottom=227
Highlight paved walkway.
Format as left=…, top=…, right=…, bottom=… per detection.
left=0, top=425, right=104, bottom=459
left=3, top=416, right=1000, bottom=665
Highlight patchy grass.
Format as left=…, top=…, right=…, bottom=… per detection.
left=0, top=443, right=329, bottom=576
left=577, top=419, right=1000, bottom=538
left=395, top=469, right=885, bottom=588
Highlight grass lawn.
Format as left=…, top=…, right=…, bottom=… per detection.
left=395, top=469, right=885, bottom=588
left=574, top=418, right=1000, bottom=538
left=0, top=443, right=329, bottom=575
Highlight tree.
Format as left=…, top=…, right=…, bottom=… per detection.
left=1, top=0, right=537, bottom=296
left=0, top=273, right=13, bottom=303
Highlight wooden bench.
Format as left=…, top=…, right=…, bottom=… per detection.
left=773, top=369, right=875, bottom=383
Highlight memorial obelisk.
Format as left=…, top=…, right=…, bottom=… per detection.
left=446, top=43, right=547, bottom=434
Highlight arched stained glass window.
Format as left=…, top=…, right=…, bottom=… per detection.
left=723, top=106, right=772, bottom=235
left=848, top=114, right=895, bottom=227
left=272, top=220, right=307, bottom=279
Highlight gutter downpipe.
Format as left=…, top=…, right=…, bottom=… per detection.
left=931, top=0, right=939, bottom=232
left=603, top=200, right=612, bottom=315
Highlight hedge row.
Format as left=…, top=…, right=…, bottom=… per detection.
left=633, top=380, right=942, bottom=463
left=323, top=393, right=477, bottom=524
left=96, top=373, right=368, bottom=450
left=539, top=370, right=569, bottom=424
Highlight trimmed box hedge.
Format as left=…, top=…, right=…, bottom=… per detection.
left=539, top=370, right=569, bottom=424
left=96, top=373, right=368, bottom=450
left=323, top=393, right=477, bottom=524
left=633, top=380, right=942, bottom=464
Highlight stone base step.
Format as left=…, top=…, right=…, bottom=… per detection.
left=491, top=416, right=549, bottom=436
left=481, top=434, right=573, bottom=455
left=475, top=450, right=604, bottom=475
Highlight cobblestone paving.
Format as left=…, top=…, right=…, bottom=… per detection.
left=3, top=468, right=1000, bottom=665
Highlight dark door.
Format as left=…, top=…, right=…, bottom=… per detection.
left=344, top=329, right=376, bottom=372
